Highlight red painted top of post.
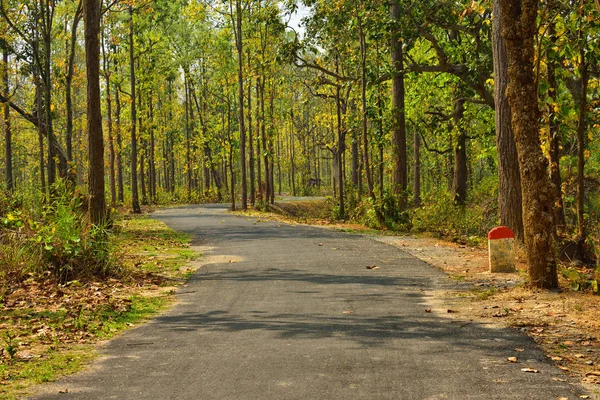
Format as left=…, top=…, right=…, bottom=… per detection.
left=488, top=226, right=515, bottom=240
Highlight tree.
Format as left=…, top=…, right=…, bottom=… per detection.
left=499, top=0, right=558, bottom=289
left=2, top=45, right=12, bottom=193
left=84, top=0, right=105, bottom=223
left=129, top=5, right=141, bottom=214
left=492, top=0, right=523, bottom=241
left=390, top=0, right=407, bottom=208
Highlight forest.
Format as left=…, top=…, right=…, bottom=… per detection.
left=0, top=0, right=599, bottom=293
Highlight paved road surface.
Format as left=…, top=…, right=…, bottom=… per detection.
left=35, top=205, right=586, bottom=399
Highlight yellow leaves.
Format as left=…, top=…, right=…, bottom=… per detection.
left=486, top=78, right=494, bottom=87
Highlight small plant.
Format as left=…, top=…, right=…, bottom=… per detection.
left=4, top=332, right=18, bottom=360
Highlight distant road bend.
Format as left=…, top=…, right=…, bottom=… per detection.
left=34, top=204, right=586, bottom=399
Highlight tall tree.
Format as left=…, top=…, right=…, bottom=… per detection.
left=2, top=45, right=12, bottom=193
left=129, top=6, right=141, bottom=214
left=492, top=0, right=523, bottom=240
left=84, top=0, right=105, bottom=224
left=499, top=0, right=557, bottom=288
left=390, top=0, right=407, bottom=209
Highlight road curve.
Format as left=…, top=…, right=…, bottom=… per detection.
left=34, top=204, right=585, bottom=399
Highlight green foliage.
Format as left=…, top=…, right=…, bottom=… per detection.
left=561, top=266, right=598, bottom=293
left=411, top=190, right=488, bottom=240
left=35, top=188, right=116, bottom=282
left=0, top=185, right=121, bottom=287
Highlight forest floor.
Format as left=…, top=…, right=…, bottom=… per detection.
left=241, top=199, right=600, bottom=398
left=0, top=211, right=203, bottom=400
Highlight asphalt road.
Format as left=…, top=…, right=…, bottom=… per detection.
left=35, top=204, right=586, bottom=399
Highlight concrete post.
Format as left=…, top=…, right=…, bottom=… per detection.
left=488, top=226, right=516, bottom=273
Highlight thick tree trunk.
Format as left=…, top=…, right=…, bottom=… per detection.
left=3, top=48, right=13, bottom=193
left=390, top=0, right=407, bottom=209
left=129, top=6, right=141, bottom=214
left=84, top=0, right=105, bottom=224
left=492, top=0, right=524, bottom=241
left=500, top=0, right=557, bottom=289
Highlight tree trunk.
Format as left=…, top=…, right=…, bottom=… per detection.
left=84, top=0, right=105, bottom=224
left=129, top=6, right=141, bottom=214
left=575, top=29, right=588, bottom=260
left=336, top=85, right=345, bottom=218
left=547, top=16, right=565, bottom=230
left=247, top=54, right=255, bottom=206
left=414, top=131, right=421, bottom=207
left=358, top=15, right=375, bottom=201
left=66, top=2, right=82, bottom=163
left=184, top=73, right=192, bottom=201
left=102, top=25, right=116, bottom=207
left=234, top=0, right=247, bottom=210
left=390, top=0, right=408, bottom=209
left=115, top=83, right=124, bottom=203
left=3, top=48, right=13, bottom=193
left=492, top=0, right=524, bottom=241
left=499, top=0, right=557, bottom=289
left=256, top=79, right=262, bottom=202
left=149, top=96, right=156, bottom=203
left=451, top=98, right=468, bottom=205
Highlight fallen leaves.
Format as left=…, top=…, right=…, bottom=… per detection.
left=507, top=357, right=518, bottom=363
left=366, top=265, right=379, bottom=270
left=521, top=368, right=539, bottom=373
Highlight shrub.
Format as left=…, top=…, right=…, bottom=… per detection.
left=36, top=188, right=116, bottom=282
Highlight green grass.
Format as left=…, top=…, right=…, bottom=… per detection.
left=0, top=214, right=199, bottom=398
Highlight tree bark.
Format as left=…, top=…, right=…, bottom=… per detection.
left=546, top=16, right=565, bottom=230
left=357, top=14, right=375, bottom=201
left=336, top=84, right=345, bottom=218
left=102, top=23, right=116, bottom=207
left=3, top=47, right=13, bottom=193
left=115, top=83, right=124, bottom=203
left=414, top=130, right=421, bottom=207
left=499, top=0, right=557, bottom=289
left=247, top=53, right=255, bottom=206
left=451, top=97, right=468, bottom=205
left=66, top=1, right=82, bottom=163
left=233, top=0, right=247, bottom=210
left=492, top=0, right=524, bottom=241
left=575, top=25, right=588, bottom=260
left=390, top=0, right=408, bottom=209
left=129, top=6, right=141, bottom=214
left=84, top=0, right=105, bottom=224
